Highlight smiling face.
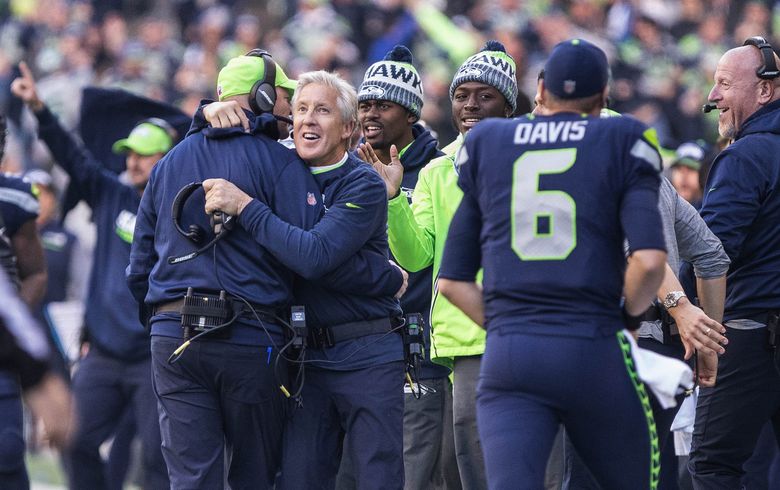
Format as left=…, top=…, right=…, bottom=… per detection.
left=708, top=47, right=768, bottom=139
left=293, top=82, right=354, bottom=166
left=451, top=81, right=511, bottom=135
left=126, top=151, right=163, bottom=189
left=358, top=99, right=414, bottom=151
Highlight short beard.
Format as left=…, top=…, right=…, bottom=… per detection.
left=719, top=122, right=736, bottom=140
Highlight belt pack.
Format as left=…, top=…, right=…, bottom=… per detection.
left=307, top=317, right=402, bottom=349
left=153, top=289, right=280, bottom=340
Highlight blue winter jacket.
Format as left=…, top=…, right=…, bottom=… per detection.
left=700, top=98, right=780, bottom=322
left=128, top=109, right=402, bottom=345
left=35, top=106, right=147, bottom=361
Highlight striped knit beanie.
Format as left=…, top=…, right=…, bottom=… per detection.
left=358, top=45, right=424, bottom=119
left=450, top=40, right=518, bottom=113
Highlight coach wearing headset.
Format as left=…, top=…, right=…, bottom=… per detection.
left=127, top=52, right=405, bottom=488
left=687, top=37, right=780, bottom=488
left=12, top=62, right=172, bottom=489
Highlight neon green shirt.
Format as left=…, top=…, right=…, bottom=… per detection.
left=387, top=135, right=485, bottom=367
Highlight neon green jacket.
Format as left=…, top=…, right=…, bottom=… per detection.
left=387, top=135, right=485, bottom=367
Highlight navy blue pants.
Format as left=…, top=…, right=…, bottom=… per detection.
left=689, top=326, right=780, bottom=489
left=151, top=334, right=287, bottom=489
left=105, top=405, right=137, bottom=490
left=67, top=346, right=168, bottom=490
left=478, top=331, right=657, bottom=490
left=279, top=361, right=405, bottom=490
left=0, top=387, right=28, bottom=490
left=562, top=337, right=686, bottom=490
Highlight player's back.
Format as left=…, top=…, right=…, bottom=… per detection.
left=459, top=112, right=661, bottom=337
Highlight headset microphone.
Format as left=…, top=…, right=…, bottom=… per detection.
left=168, top=182, right=234, bottom=265
left=274, top=114, right=293, bottom=125
left=702, top=103, right=717, bottom=114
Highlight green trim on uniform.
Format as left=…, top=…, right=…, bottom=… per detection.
left=397, top=140, right=414, bottom=160
left=617, top=332, right=660, bottom=490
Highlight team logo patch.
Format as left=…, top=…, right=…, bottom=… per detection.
left=563, top=80, right=576, bottom=95
left=307, top=192, right=317, bottom=206
left=114, top=210, right=137, bottom=244
left=360, top=85, right=385, bottom=98
left=459, top=67, right=483, bottom=77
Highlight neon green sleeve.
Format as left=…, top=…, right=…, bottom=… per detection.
left=409, top=3, right=479, bottom=66
left=387, top=167, right=436, bottom=272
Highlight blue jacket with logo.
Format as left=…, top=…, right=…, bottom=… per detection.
left=35, top=106, right=147, bottom=361
left=700, top=98, right=780, bottom=322
left=128, top=109, right=402, bottom=346
left=238, top=153, right=404, bottom=369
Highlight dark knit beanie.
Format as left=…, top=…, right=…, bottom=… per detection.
left=449, top=40, right=518, bottom=113
left=358, top=45, right=424, bottom=119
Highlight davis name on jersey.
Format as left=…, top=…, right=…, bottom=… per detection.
left=441, top=112, right=665, bottom=338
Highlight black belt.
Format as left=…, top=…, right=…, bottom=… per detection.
left=743, top=311, right=777, bottom=325
left=153, top=298, right=280, bottom=324
left=308, top=317, right=402, bottom=349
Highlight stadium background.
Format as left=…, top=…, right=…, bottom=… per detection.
left=0, top=0, right=776, bottom=487
left=2, top=0, right=777, bottom=173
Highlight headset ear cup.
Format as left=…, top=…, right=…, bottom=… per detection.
left=248, top=80, right=276, bottom=114
left=257, top=83, right=276, bottom=113
left=249, top=80, right=263, bottom=114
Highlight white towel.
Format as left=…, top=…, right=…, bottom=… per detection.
left=671, top=388, right=698, bottom=455
left=622, top=330, right=694, bottom=409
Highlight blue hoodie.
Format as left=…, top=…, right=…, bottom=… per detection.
left=700, top=98, right=780, bottom=322
left=238, top=152, right=404, bottom=369
left=128, top=109, right=402, bottom=345
left=35, top=106, right=148, bottom=361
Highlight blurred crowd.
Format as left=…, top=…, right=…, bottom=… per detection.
left=0, top=0, right=778, bottom=174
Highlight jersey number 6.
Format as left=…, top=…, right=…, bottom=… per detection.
left=511, top=148, right=577, bottom=261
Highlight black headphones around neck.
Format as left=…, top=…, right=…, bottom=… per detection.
left=168, top=182, right=234, bottom=265
left=743, top=36, right=780, bottom=80
left=245, top=49, right=277, bottom=115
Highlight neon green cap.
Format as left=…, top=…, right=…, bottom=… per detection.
left=112, top=122, right=173, bottom=156
left=216, top=55, right=297, bottom=101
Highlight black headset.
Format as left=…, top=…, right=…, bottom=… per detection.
left=245, top=49, right=277, bottom=115
left=743, top=36, right=780, bottom=80
left=168, top=182, right=234, bottom=265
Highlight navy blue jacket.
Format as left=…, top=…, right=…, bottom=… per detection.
left=700, top=98, right=780, bottom=322
left=0, top=174, right=40, bottom=394
left=128, top=110, right=402, bottom=345
left=34, top=107, right=147, bottom=361
left=238, top=153, right=404, bottom=369
left=440, top=114, right=664, bottom=337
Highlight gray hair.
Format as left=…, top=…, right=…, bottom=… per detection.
left=293, top=70, right=358, bottom=127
